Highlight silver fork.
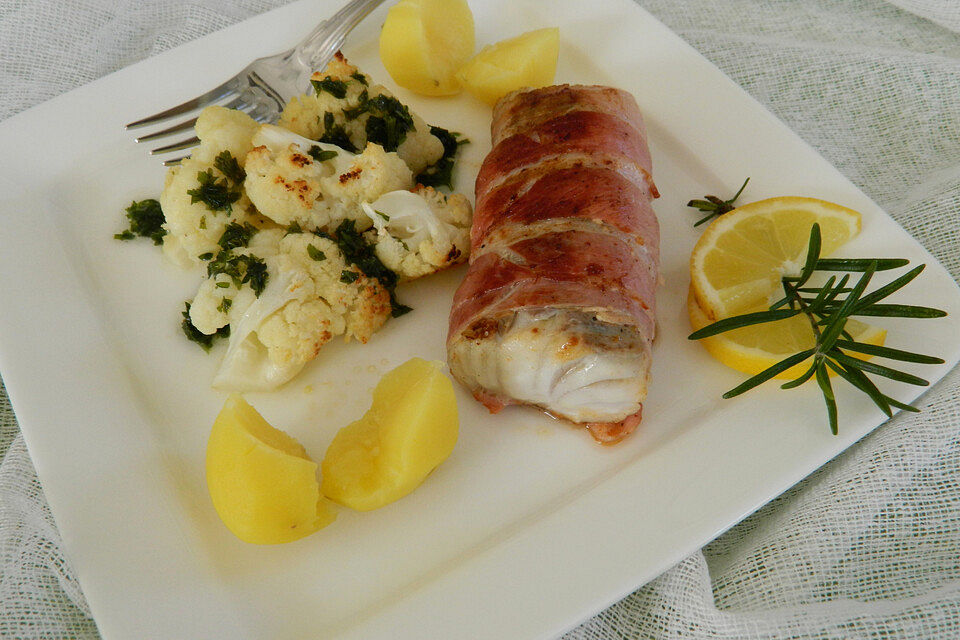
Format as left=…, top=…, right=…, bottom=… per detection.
left=126, top=0, right=386, bottom=166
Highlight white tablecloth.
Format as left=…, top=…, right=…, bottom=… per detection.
left=1, top=0, right=958, bottom=637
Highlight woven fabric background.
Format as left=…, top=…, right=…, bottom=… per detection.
left=1, top=0, right=958, bottom=638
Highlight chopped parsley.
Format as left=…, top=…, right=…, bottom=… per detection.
left=338, top=91, right=415, bottom=152
left=307, top=244, right=327, bottom=261
left=207, top=250, right=269, bottom=296
left=322, top=220, right=410, bottom=317
left=285, top=221, right=303, bottom=235
left=350, top=71, right=368, bottom=86
left=319, top=92, right=417, bottom=153
left=217, top=297, right=233, bottom=313
left=363, top=95, right=415, bottom=152
left=114, top=198, right=166, bottom=245
left=181, top=301, right=229, bottom=351
left=198, top=252, right=214, bottom=261
left=342, top=89, right=369, bottom=121
left=217, top=222, right=257, bottom=251
left=340, top=269, right=359, bottom=283
left=374, top=210, right=390, bottom=222
left=317, top=112, right=357, bottom=152
left=308, top=146, right=338, bottom=163
left=325, top=220, right=397, bottom=288
left=215, top=281, right=230, bottom=288
left=390, top=300, right=413, bottom=317
left=312, top=77, right=348, bottom=99
left=416, top=127, right=469, bottom=189
left=187, top=169, right=241, bottom=212
left=213, top=150, right=245, bottom=184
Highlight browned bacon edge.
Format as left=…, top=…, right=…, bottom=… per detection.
left=449, top=230, right=656, bottom=341
left=491, top=84, right=648, bottom=146
left=475, top=110, right=658, bottom=203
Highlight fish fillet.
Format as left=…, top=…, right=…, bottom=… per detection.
left=447, top=85, right=660, bottom=444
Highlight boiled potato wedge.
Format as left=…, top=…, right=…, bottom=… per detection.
left=456, top=27, right=559, bottom=105
left=206, top=394, right=336, bottom=544
left=321, top=358, right=458, bottom=511
left=379, top=0, right=475, bottom=96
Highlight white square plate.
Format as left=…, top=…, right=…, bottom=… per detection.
left=1, top=0, right=958, bottom=638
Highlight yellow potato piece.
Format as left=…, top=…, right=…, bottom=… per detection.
left=206, top=394, right=336, bottom=544
left=379, top=0, right=475, bottom=96
left=456, top=27, right=560, bottom=105
left=321, top=358, right=458, bottom=511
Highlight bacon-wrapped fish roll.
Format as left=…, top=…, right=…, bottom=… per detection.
left=447, top=85, right=660, bottom=444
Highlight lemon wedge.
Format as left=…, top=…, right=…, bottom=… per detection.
left=691, top=197, right=862, bottom=319
left=688, top=196, right=886, bottom=378
left=687, top=287, right=886, bottom=378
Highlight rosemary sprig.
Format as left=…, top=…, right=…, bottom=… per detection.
left=687, top=177, right=750, bottom=226
left=689, top=223, right=947, bottom=434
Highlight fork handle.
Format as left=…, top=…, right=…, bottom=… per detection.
left=293, top=0, right=387, bottom=70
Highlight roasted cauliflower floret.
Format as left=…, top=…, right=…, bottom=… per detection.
left=273, top=233, right=391, bottom=344
left=254, top=299, right=336, bottom=369
left=332, top=143, right=415, bottom=213
left=362, top=185, right=472, bottom=280
left=192, top=105, right=261, bottom=165
left=242, top=130, right=342, bottom=229
left=189, top=229, right=392, bottom=391
left=278, top=53, right=443, bottom=175
left=243, top=124, right=413, bottom=231
left=188, top=228, right=286, bottom=334
left=160, top=106, right=264, bottom=266
left=188, top=273, right=256, bottom=335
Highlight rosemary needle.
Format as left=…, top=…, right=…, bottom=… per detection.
left=687, top=177, right=750, bottom=226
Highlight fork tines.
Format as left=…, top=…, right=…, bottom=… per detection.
left=127, top=0, right=389, bottom=166
left=126, top=81, right=246, bottom=164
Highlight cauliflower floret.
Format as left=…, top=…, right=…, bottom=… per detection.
left=195, top=231, right=391, bottom=391
left=188, top=227, right=286, bottom=334
left=245, top=226, right=287, bottom=258
left=278, top=53, right=443, bottom=174
left=329, top=143, right=414, bottom=212
left=160, top=106, right=266, bottom=266
left=279, top=54, right=369, bottom=149
left=244, top=124, right=413, bottom=232
left=160, top=158, right=260, bottom=266
left=188, top=273, right=257, bottom=335
left=192, top=105, right=261, bottom=165
left=361, top=185, right=472, bottom=280
left=254, top=299, right=337, bottom=369
left=272, top=233, right=391, bottom=344
left=242, top=132, right=341, bottom=229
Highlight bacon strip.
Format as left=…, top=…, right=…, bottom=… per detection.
left=447, top=85, right=660, bottom=444
left=490, top=84, right=648, bottom=145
